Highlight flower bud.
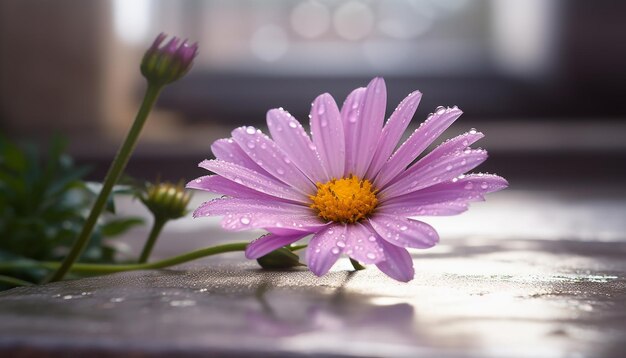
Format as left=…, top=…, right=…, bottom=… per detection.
left=141, top=33, right=198, bottom=86
left=256, top=246, right=304, bottom=269
left=140, top=181, right=192, bottom=221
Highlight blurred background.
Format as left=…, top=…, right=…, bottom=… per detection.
left=1, top=0, right=625, bottom=186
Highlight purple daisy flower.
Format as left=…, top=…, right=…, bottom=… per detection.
left=188, top=78, right=507, bottom=282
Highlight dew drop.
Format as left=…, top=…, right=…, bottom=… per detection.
left=469, top=128, right=477, bottom=134
left=349, top=115, right=358, bottom=123
left=331, top=247, right=340, bottom=255
left=308, top=143, right=317, bottom=151
left=399, top=225, right=408, bottom=231
left=246, top=126, right=256, bottom=134
left=464, top=182, right=474, bottom=190
left=368, top=235, right=376, bottom=242
left=480, top=182, right=488, bottom=189
left=461, top=159, right=467, bottom=165
left=195, top=179, right=202, bottom=183
left=283, top=157, right=291, bottom=164
left=435, top=106, right=446, bottom=115
left=240, top=217, right=251, bottom=225
left=288, top=121, right=298, bottom=129
left=445, top=164, right=453, bottom=171
left=366, top=253, right=376, bottom=260
left=234, top=177, right=243, bottom=184
left=317, top=103, right=326, bottom=115
left=336, top=240, right=346, bottom=248
left=247, top=141, right=255, bottom=149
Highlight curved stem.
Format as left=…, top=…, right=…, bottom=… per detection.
left=47, top=84, right=163, bottom=283
left=0, top=274, right=34, bottom=288
left=1, top=242, right=248, bottom=275
left=138, top=218, right=166, bottom=263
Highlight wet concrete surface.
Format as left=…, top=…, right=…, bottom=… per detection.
left=1, top=188, right=626, bottom=357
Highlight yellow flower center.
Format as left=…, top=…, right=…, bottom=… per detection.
left=309, top=175, right=378, bottom=223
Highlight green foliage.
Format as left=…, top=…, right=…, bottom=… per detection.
left=0, top=136, right=144, bottom=284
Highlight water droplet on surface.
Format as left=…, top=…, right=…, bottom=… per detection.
left=289, top=121, right=298, bottom=129
left=464, top=182, right=474, bottom=190
left=234, top=177, right=243, bottom=184
left=283, top=157, right=291, bottom=164
left=331, top=247, right=340, bottom=254
left=445, top=164, right=453, bottom=171
left=469, top=128, right=477, bottom=134
left=368, top=235, right=376, bottom=242
left=170, top=299, right=196, bottom=307
left=260, top=142, right=267, bottom=149
left=247, top=141, right=255, bottom=149
left=240, top=217, right=251, bottom=225
left=366, top=253, right=376, bottom=260
left=435, top=106, right=446, bottom=115
left=480, top=182, right=488, bottom=189
left=110, top=297, right=125, bottom=303
left=400, top=225, right=408, bottom=231
left=336, top=240, right=346, bottom=248
left=308, top=143, right=317, bottom=151
left=195, top=179, right=202, bottom=183
left=246, top=126, right=256, bottom=134
left=349, top=115, right=358, bottom=123
left=461, top=159, right=467, bottom=165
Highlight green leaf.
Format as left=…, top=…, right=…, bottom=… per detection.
left=101, top=217, right=144, bottom=237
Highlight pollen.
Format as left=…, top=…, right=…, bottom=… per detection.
left=309, top=175, right=378, bottom=223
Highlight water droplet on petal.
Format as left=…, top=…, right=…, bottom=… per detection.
left=247, top=141, right=255, bottom=149
left=240, top=217, right=251, bottom=225
left=195, top=179, right=202, bottom=183
left=320, top=119, right=328, bottom=127
left=234, top=177, right=243, bottom=184
left=336, top=240, right=346, bottom=248
left=480, top=182, right=488, bottom=189
left=469, top=128, right=477, bottom=134
left=400, top=225, right=408, bottom=231
left=349, top=115, right=358, bottom=123
left=366, top=252, right=376, bottom=260
left=246, top=126, right=256, bottom=134
left=464, top=182, right=474, bottom=190
left=288, top=121, right=298, bottom=129
left=317, top=102, right=325, bottom=115
left=445, top=164, right=453, bottom=171
left=368, top=235, right=376, bottom=242
left=331, top=247, right=340, bottom=255
left=435, top=106, right=446, bottom=115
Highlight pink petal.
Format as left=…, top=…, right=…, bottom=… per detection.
left=340, top=87, right=365, bottom=175
left=344, top=222, right=385, bottom=264
left=310, top=93, right=345, bottom=180
left=374, top=106, right=463, bottom=188
left=365, top=90, right=422, bottom=180
left=186, top=175, right=281, bottom=201
left=379, top=201, right=470, bottom=217
left=384, top=173, right=508, bottom=207
left=245, top=232, right=310, bottom=259
left=306, top=224, right=346, bottom=276
left=368, top=214, right=439, bottom=249
left=343, top=78, right=386, bottom=178
left=193, top=197, right=323, bottom=232
left=193, top=197, right=311, bottom=217
left=198, top=160, right=310, bottom=203
left=375, top=239, right=414, bottom=282
left=211, top=138, right=270, bottom=176
left=266, top=108, right=326, bottom=183
left=231, top=126, right=315, bottom=193
left=380, top=149, right=488, bottom=199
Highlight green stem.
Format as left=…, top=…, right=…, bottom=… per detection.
left=0, top=274, right=34, bottom=288
left=138, top=218, right=166, bottom=263
left=47, top=83, right=164, bottom=283
left=349, top=258, right=366, bottom=271
left=1, top=243, right=248, bottom=275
